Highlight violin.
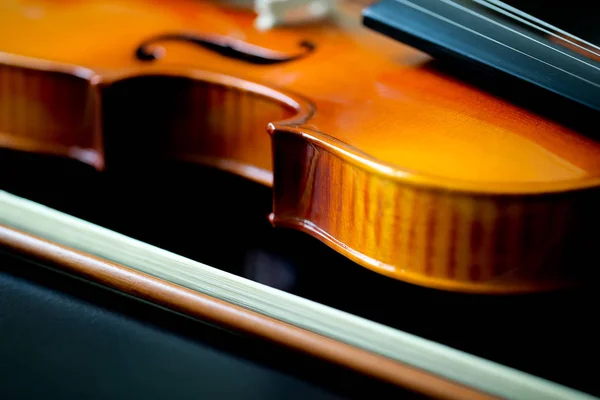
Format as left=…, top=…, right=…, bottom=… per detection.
left=1, top=0, right=599, bottom=294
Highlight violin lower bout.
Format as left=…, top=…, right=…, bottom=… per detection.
left=269, top=127, right=596, bottom=294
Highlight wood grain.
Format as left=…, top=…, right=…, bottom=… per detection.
left=0, top=0, right=598, bottom=292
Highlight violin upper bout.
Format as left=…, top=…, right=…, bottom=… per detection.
left=0, top=56, right=105, bottom=170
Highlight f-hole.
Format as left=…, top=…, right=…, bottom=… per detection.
left=135, top=33, right=315, bottom=65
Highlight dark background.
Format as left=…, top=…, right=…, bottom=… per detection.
left=0, top=253, right=414, bottom=399
left=500, top=0, right=599, bottom=45
left=2, top=150, right=599, bottom=398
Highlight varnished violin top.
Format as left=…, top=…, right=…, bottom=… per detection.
left=3, top=0, right=600, bottom=190
left=1, top=0, right=599, bottom=293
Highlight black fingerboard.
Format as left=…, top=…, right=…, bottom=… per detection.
left=362, top=0, right=600, bottom=113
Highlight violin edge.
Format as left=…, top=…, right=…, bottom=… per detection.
left=2, top=47, right=600, bottom=196
left=268, top=213, right=580, bottom=294
left=269, top=126, right=594, bottom=294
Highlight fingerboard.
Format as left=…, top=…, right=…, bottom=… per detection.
left=362, top=0, right=600, bottom=113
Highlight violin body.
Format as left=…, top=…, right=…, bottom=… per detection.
left=1, top=0, right=599, bottom=293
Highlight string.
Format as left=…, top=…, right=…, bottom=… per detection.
left=393, top=0, right=600, bottom=88
left=477, top=0, right=600, bottom=54
left=435, top=0, right=600, bottom=74
left=472, top=0, right=600, bottom=60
